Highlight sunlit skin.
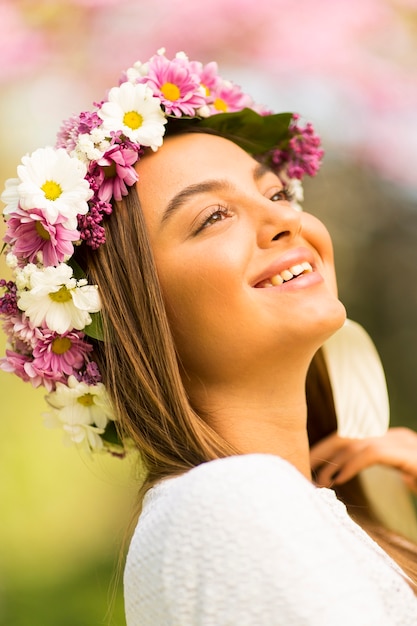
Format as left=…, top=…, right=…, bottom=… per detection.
left=136, top=134, right=346, bottom=479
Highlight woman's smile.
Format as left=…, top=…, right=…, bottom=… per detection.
left=252, top=245, right=316, bottom=288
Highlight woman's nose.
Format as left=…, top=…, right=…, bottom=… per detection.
left=255, top=199, right=303, bottom=248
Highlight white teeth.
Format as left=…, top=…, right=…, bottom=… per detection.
left=270, top=274, right=284, bottom=286
left=263, top=261, right=313, bottom=287
left=289, top=264, right=304, bottom=276
left=280, top=269, right=294, bottom=281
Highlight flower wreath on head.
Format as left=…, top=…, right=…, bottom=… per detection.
left=0, top=48, right=324, bottom=457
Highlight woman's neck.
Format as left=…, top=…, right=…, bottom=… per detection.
left=187, top=361, right=313, bottom=480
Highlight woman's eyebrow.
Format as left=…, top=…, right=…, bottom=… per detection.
left=160, top=161, right=273, bottom=225
left=161, top=179, right=232, bottom=224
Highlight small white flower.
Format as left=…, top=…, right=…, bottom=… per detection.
left=125, top=61, right=150, bottom=83
left=279, top=169, right=304, bottom=212
left=98, top=82, right=167, bottom=150
left=71, top=130, right=111, bottom=164
left=196, top=105, right=211, bottom=118
left=5, top=251, right=18, bottom=269
left=3, top=147, right=93, bottom=230
left=17, top=263, right=101, bottom=334
left=15, top=263, right=38, bottom=290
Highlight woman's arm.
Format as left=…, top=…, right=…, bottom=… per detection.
left=310, top=427, right=417, bottom=492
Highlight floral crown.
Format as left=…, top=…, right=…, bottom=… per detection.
left=0, top=49, right=323, bottom=456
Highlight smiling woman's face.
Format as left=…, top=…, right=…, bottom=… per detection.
left=136, top=133, right=346, bottom=385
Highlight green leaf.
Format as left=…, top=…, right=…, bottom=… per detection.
left=101, top=420, right=120, bottom=445
left=194, top=108, right=293, bottom=154
left=84, top=312, right=104, bottom=341
left=68, top=258, right=87, bottom=280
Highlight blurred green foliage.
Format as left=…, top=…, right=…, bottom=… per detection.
left=0, top=559, right=125, bottom=626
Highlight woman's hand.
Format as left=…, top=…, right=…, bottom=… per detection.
left=310, top=427, right=417, bottom=493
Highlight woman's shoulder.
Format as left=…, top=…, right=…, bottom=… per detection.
left=125, top=454, right=417, bottom=625
left=145, top=453, right=315, bottom=516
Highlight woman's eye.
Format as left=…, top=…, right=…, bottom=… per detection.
left=195, top=207, right=231, bottom=234
left=269, top=187, right=292, bottom=202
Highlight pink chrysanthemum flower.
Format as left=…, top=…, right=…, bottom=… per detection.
left=209, top=79, right=253, bottom=114
left=190, top=61, right=220, bottom=102
left=29, top=328, right=93, bottom=382
left=271, top=114, right=324, bottom=180
left=4, top=207, right=79, bottom=266
left=1, top=349, right=33, bottom=384
left=2, top=311, right=39, bottom=347
left=144, top=54, right=206, bottom=117
left=89, top=142, right=140, bottom=202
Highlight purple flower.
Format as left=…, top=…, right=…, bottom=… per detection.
left=89, top=142, right=139, bottom=203
left=4, top=207, right=80, bottom=266
left=75, top=361, right=103, bottom=385
left=56, top=110, right=102, bottom=151
left=0, top=279, right=18, bottom=316
left=271, top=114, right=324, bottom=179
left=144, top=54, right=206, bottom=117
left=77, top=203, right=108, bottom=250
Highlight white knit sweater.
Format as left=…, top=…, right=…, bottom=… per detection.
left=124, top=454, right=417, bottom=625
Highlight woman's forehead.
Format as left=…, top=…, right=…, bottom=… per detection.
left=135, top=133, right=256, bottom=208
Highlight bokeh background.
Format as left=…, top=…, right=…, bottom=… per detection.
left=0, top=0, right=417, bottom=624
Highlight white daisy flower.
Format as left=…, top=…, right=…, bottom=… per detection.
left=46, top=375, right=113, bottom=429
left=64, top=424, right=105, bottom=452
left=3, top=147, right=93, bottom=230
left=17, top=263, right=101, bottom=334
left=98, top=82, right=167, bottom=150
left=1, top=177, right=21, bottom=217
left=44, top=376, right=113, bottom=451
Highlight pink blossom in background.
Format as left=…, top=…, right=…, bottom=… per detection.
left=0, top=3, right=47, bottom=81
left=0, top=0, right=416, bottom=189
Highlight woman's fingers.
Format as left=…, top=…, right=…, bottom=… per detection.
left=310, top=427, right=417, bottom=488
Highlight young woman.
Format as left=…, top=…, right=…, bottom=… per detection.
left=1, top=49, right=417, bottom=624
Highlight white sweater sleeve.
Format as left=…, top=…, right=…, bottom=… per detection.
left=124, top=454, right=417, bottom=626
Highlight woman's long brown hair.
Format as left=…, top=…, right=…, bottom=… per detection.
left=82, top=183, right=417, bottom=587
